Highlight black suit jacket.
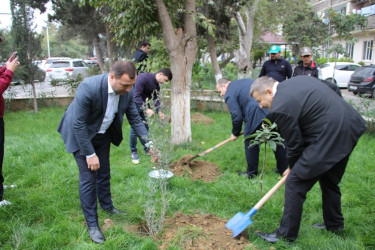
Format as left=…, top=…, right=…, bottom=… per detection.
left=269, top=76, right=366, bottom=180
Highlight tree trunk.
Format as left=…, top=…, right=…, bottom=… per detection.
left=155, top=0, right=198, bottom=144
left=105, top=23, right=115, bottom=67
left=93, top=35, right=105, bottom=73
left=234, top=1, right=259, bottom=79
left=31, top=81, right=38, bottom=113
left=207, top=34, right=222, bottom=81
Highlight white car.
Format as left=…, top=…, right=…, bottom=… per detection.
left=320, top=62, right=361, bottom=88
left=46, top=59, right=89, bottom=81
left=42, top=57, right=72, bottom=71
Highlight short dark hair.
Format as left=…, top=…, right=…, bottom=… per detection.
left=139, top=41, right=151, bottom=48
left=110, top=61, right=136, bottom=80
left=157, top=68, right=173, bottom=81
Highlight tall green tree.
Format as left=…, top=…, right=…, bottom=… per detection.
left=10, top=0, right=46, bottom=113
left=282, top=3, right=329, bottom=48
left=87, top=0, right=198, bottom=144
left=50, top=0, right=108, bottom=72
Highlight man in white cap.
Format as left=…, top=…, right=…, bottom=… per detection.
left=259, top=45, right=292, bottom=82
left=0, top=35, right=19, bottom=204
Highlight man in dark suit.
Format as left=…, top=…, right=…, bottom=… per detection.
left=58, top=61, right=152, bottom=244
left=216, top=78, right=288, bottom=179
left=250, top=76, right=367, bottom=243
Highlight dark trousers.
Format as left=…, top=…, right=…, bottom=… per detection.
left=129, top=105, right=148, bottom=153
left=0, top=119, right=4, bottom=201
left=73, top=133, right=113, bottom=227
left=276, top=154, right=350, bottom=241
left=244, top=138, right=288, bottom=176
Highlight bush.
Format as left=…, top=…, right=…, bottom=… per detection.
left=315, top=57, right=328, bottom=65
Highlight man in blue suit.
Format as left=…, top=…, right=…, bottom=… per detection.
left=58, top=61, right=152, bottom=244
left=216, top=78, right=288, bottom=179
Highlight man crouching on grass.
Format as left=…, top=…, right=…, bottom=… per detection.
left=250, top=75, right=366, bottom=243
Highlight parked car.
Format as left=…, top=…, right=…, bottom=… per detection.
left=347, top=65, right=375, bottom=97
left=42, top=57, right=71, bottom=71
left=319, top=62, right=361, bottom=88
left=46, top=59, right=89, bottom=81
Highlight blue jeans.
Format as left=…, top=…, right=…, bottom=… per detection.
left=129, top=105, right=149, bottom=153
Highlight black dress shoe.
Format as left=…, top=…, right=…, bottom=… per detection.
left=104, top=207, right=127, bottom=215
left=312, top=223, right=345, bottom=235
left=237, top=171, right=257, bottom=179
left=256, top=231, right=280, bottom=243
left=257, top=231, right=294, bottom=244
left=87, top=226, right=105, bottom=244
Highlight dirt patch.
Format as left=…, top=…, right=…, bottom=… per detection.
left=191, top=112, right=215, bottom=125
left=159, top=212, right=252, bottom=249
left=124, top=212, right=252, bottom=249
left=171, top=155, right=221, bottom=182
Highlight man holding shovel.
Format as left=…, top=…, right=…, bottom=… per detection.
left=216, top=78, right=288, bottom=179
left=250, top=76, right=366, bottom=243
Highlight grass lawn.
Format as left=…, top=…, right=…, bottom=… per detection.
left=0, top=106, right=374, bottom=249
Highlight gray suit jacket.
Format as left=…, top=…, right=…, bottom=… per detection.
left=57, top=73, right=149, bottom=156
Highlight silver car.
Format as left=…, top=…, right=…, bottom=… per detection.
left=46, top=59, right=89, bottom=81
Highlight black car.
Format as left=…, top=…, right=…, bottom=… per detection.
left=348, top=65, right=375, bottom=97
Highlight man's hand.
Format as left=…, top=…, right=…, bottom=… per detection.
left=158, top=111, right=165, bottom=120
left=86, top=155, right=100, bottom=171
left=5, top=52, right=19, bottom=72
left=146, top=108, right=155, bottom=117
left=149, top=147, right=159, bottom=163
left=230, top=134, right=238, bottom=141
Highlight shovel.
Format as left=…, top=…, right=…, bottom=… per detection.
left=188, top=132, right=243, bottom=162
left=226, top=174, right=287, bottom=237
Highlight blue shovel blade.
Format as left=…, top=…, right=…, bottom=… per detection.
left=226, top=212, right=245, bottom=229
left=232, top=218, right=253, bottom=238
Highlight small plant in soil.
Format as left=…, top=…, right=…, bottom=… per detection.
left=245, top=118, right=285, bottom=194
left=142, top=87, right=173, bottom=238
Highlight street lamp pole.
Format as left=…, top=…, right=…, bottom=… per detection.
left=46, top=23, right=50, bottom=58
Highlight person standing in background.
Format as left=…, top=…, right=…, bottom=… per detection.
left=0, top=35, right=19, bottom=205
left=131, top=41, right=151, bottom=74
left=259, top=45, right=292, bottom=82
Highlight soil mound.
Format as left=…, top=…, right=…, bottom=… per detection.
left=171, top=155, right=221, bottom=182
left=191, top=112, right=215, bottom=125
left=159, top=212, right=251, bottom=249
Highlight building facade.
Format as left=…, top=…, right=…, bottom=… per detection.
left=311, top=0, right=375, bottom=65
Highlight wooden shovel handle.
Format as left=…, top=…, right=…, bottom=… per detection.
left=197, top=132, right=244, bottom=157
left=254, top=174, right=287, bottom=210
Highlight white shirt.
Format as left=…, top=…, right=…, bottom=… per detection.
left=98, top=77, right=120, bottom=133
left=87, top=77, right=119, bottom=158
left=272, top=81, right=280, bottom=97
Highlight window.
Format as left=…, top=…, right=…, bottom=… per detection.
left=364, top=40, right=373, bottom=60
left=346, top=43, right=354, bottom=59
left=73, top=61, right=85, bottom=67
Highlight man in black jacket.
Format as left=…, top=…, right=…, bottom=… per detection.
left=292, top=47, right=320, bottom=78
left=259, top=45, right=292, bottom=82
left=250, top=76, right=366, bottom=243
left=131, top=41, right=151, bottom=74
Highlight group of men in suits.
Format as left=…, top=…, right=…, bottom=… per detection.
left=217, top=44, right=366, bottom=244
left=58, top=45, right=366, bottom=244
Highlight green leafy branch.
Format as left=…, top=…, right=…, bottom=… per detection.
left=245, top=118, right=284, bottom=194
